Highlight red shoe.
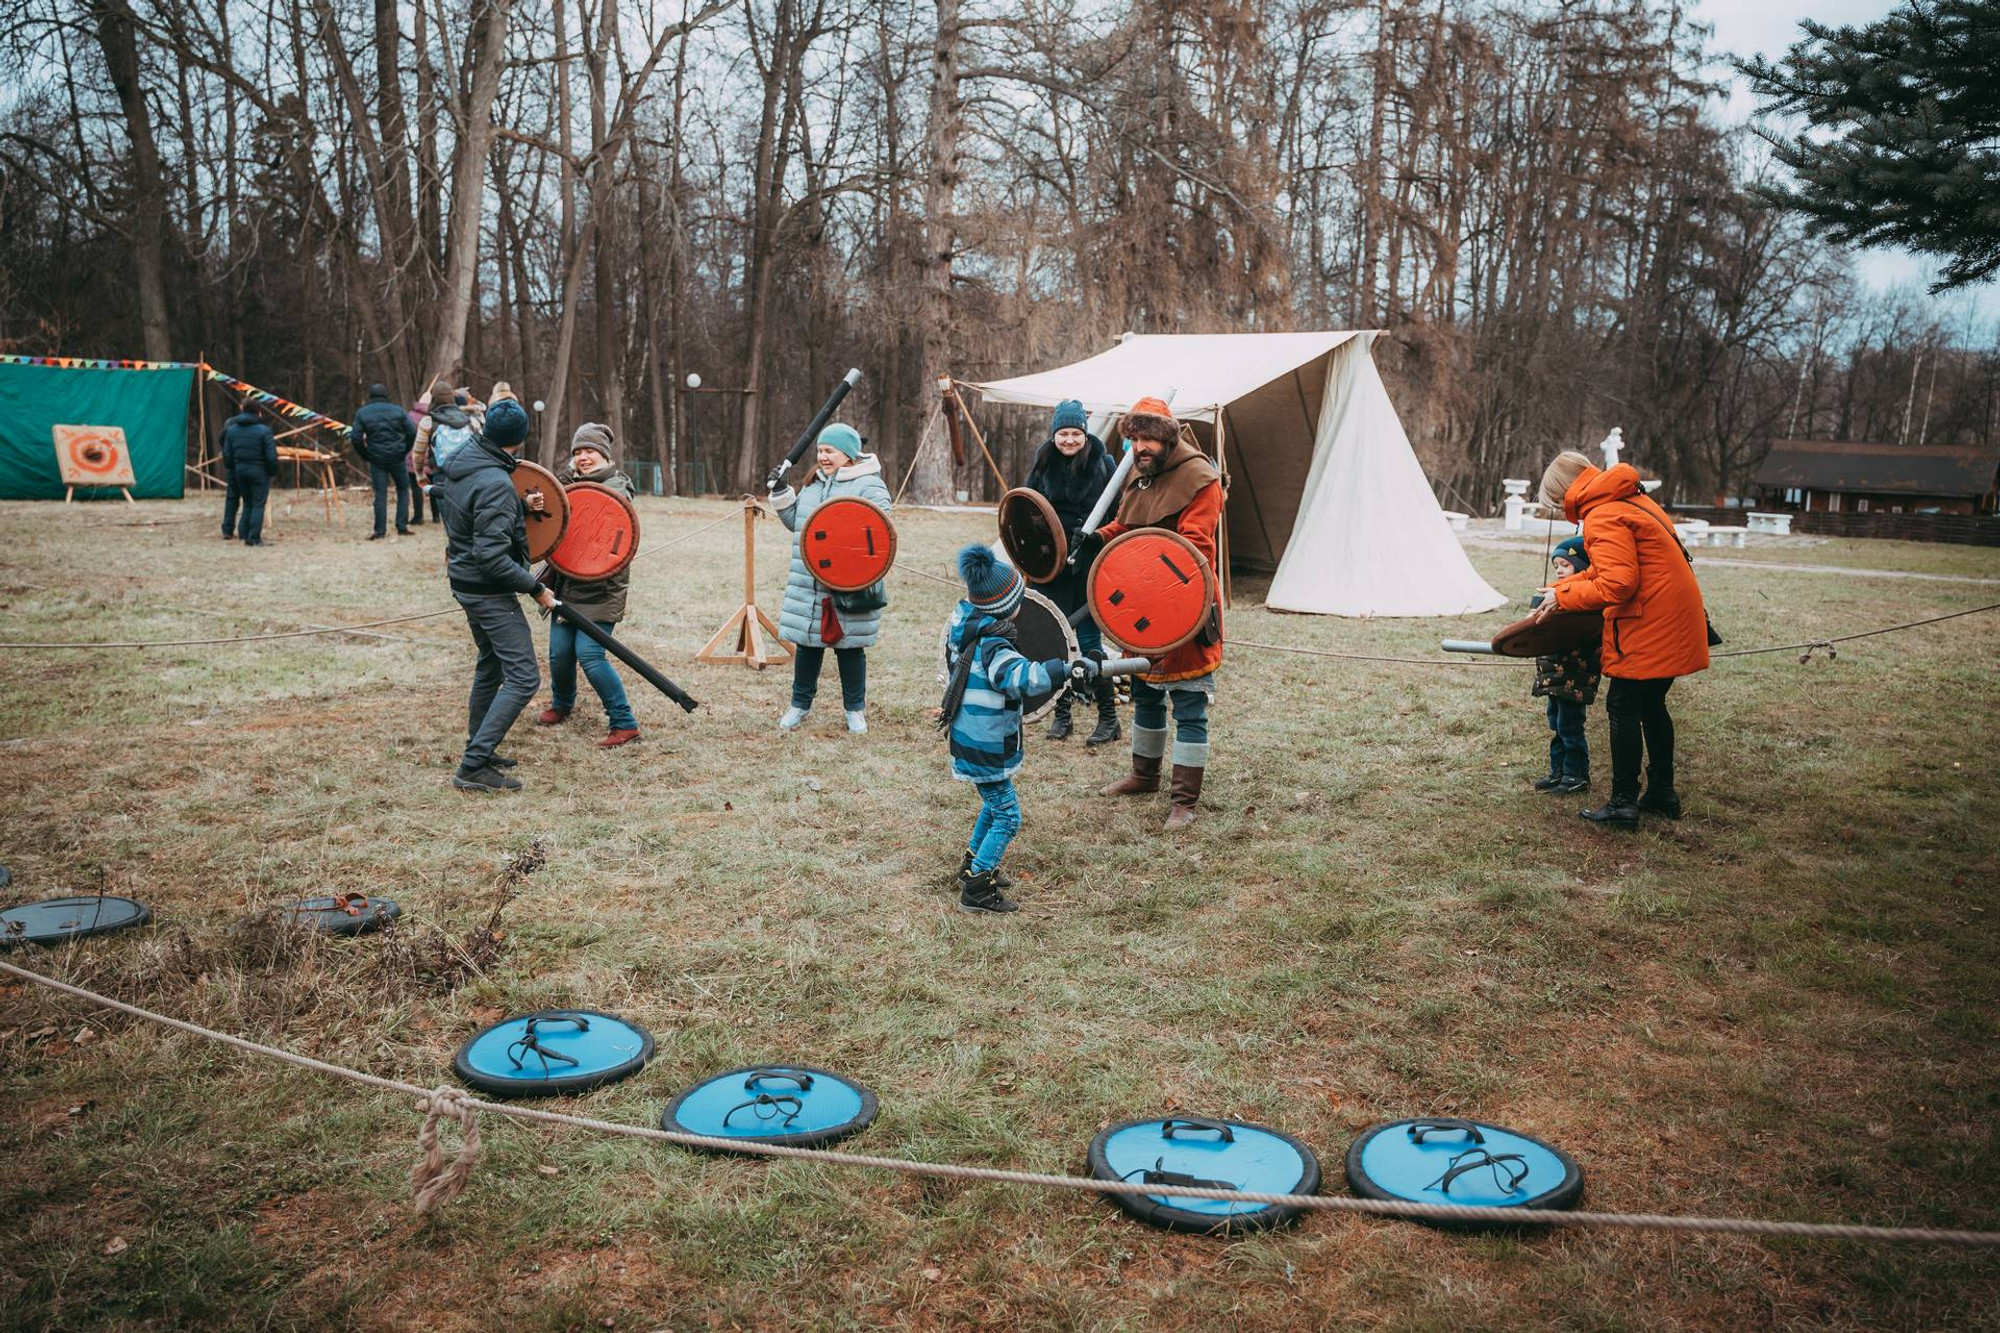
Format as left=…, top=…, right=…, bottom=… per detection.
left=599, top=728, right=641, bottom=748
left=535, top=707, right=571, bottom=726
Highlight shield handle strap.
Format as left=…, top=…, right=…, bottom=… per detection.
left=333, top=892, right=369, bottom=917
left=1427, top=1148, right=1530, bottom=1197
left=1160, top=1117, right=1235, bottom=1143
left=743, top=1069, right=815, bottom=1093
left=1129, top=1158, right=1237, bottom=1191
left=723, top=1093, right=805, bottom=1128
left=1407, top=1118, right=1486, bottom=1145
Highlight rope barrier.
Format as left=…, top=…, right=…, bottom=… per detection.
left=0, top=608, right=461, bottom=650
left=1710, top=602, right=2000, bottom=660
left=4, top=959, right=1995, bottom=1246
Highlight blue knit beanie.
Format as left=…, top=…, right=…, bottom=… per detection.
left=818, top=422, right=863, bottom=460
left=1051, top=399, right=1088, bottom=434
left=957, top=543, right=1024, bottom=618
left=1552, top=535, right=1589, bottom=571
left=485, top=397, right=529, bottom=449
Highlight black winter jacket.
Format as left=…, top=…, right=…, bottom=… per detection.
left=436, top=435, right=540, bottom=598
left=350, top=390, right=416, bottom=465
left=220, top=412, right=278, bottom=475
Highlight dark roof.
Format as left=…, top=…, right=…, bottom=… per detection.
left=1753, top=440, right=2000, bottom=497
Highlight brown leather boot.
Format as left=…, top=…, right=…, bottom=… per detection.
left=1100, top=753, right=1161, bottom=797
left=1164, top=764, right=1204, bottom=830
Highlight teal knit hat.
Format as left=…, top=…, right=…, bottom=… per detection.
left=1051, top=399, right=1088, bottom=434
left=818, top=423, right=863, bottom=460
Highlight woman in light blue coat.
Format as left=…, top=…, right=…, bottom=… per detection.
left=770, top=423, right=893, bottom=733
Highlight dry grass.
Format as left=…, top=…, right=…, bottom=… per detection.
left=1, top=495, right=1997, bottom=1332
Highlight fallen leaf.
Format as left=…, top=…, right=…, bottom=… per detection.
left=103, top=1237, right=128, bottom=1256
left=536, top=1164, right=560, bottom=1178
left=67, top=1101, right=93, bottom=1118
left=74, top=1026, right=97, bottom=1045
left=921, top=1267, right=942, bottom=1282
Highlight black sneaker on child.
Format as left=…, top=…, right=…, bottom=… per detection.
left=1552, top=776, right=1589, bottom=795
left=1532, top=773, right=1563, bottom=792
left=453, top=764, right=522, bottom=792
left=957, top=868, right=1019, bottom=914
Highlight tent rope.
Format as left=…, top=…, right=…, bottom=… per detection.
left=5, top=959, right=1997, bottom=1246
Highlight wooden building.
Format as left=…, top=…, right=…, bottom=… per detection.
left=1752, top=440, right=2000, bottom=516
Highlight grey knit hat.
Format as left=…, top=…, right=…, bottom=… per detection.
left=569, top=422, right=615, bottom=463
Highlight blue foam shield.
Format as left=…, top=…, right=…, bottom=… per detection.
left=1, top=895, right=150, bottom=949
left=277, top=895, right=401, bottom=936
left=452, top=1010, right=654, bottom=1098
left=1344, top=1118, right=1583, bottom=1224
left=1087, top=1116, right=1322, bottom=1236
left=660, top=1064, right=878, bottom=1151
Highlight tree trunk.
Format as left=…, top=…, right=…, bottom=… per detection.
left=89, top=0, right=173, bottom=361
left=909, top=0, right=962, bottom=506
left=423, top=0, right=512, bottom=399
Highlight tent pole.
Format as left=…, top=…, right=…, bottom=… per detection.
left=1215, top=409, right=1233, bottom=609
left=949, top=381, right=1009, bottom=497
left=195, top=352, right=208, bottom=492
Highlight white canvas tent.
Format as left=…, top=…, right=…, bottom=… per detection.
left=970, top=331, right=1506, bottom=617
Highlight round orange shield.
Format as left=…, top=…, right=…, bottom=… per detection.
left=801, top=497, right=896, bottom=592
left=512, top=461, right=570, bottom=562
left=549, top=482, right=641, bottom=580
left=1087, top=529, right=1216, bottom=656
left=997, top=488, right=1066, bottom=584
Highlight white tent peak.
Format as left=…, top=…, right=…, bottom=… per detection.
left=970, top=331, right=1506, bottom=619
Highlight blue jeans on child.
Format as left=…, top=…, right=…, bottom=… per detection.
left=1546, top=696, right=1589, bottom=781
left=967, top=779, right=1023, bottom=874
left=1130, top=676, right=1211, bottom=767
left=549, top=617, right=637, bottom=730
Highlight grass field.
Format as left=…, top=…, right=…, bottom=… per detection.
left=2, top=494, right=1997, bottom=1332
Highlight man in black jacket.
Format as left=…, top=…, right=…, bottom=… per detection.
left=433, top=397, right=554, bottom=792
left=219, top=403, right=279, bottom=546
left=350, top=383, right=418, bottom=539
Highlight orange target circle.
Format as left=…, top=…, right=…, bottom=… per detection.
left=1086, top=528, right=1216, bottom=656
left=69, top=434, right=121, bottom=475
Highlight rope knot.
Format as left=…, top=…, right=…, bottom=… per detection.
left=410, top=1085, right=483, bottom=1216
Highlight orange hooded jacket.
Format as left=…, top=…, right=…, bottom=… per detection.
left=1550, top=463, right=1709, bottom=680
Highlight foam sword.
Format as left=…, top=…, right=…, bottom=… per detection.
left=766, top=368, right=864, bottom=491
left=1066, top=386, right=1177, bottom=568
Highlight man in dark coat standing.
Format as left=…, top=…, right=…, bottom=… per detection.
left=433, top=397, right=554, bottom=792
left=219, top=402, right=279, bottom=546
left=350, top=382, right=418, bottom=539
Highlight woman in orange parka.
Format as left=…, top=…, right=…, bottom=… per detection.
left=1530, top=451, right=1709, bottom=829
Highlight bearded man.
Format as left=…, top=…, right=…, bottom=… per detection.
left=1068, top=396, right=1222, bottom=830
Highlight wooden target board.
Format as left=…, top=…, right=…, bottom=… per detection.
left=1087, top=528, right=1216, bottom=656
left=511, top=460, right=570, bottom=562
left=549, top=482, right=640, bottom=579
left=801, top=497, right=896, bottom=592
left=53, top=424, right=136, bottom=488
left=997, top=488, right=1066, bottom=584
left=1489, top=608, right=1604, bottom=659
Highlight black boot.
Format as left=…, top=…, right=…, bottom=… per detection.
left=958, top=868, right=1019, bottom=915
left=1579, top=798, right=1639, bottom=829
left=1046, top=690, right=1074, bottom=741
left=1084, top=680, right=1122, bottom=748
left=1638, top=788, right=1681, bottom=819
left=959, top=850, right=1011, bottom=890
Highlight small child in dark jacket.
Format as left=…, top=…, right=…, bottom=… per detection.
left=1533, top=536, right=1600, bottom=795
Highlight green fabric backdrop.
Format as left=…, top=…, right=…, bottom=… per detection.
left=0, top=361, right=191, bottom=499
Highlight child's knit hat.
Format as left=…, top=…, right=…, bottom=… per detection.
left=957, top=543, right=1024, bottom=618
left=1551, top=535, right=1589, bottom=571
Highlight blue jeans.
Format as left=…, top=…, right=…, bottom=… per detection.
left=967, top=779, right=1023, bottom=874
left=1546, top=696, right=1589, bottom=781
left=549, top=617, right=637, bottom=731
left=456, top=593, right=541, bottom=771
left=221, top=476, right=239, bottom=536
left=370, top=457, right=412, bottom=535
left=1131, top=676, right=1210, bottom=767
left=791, top=645, right=866, bottom=711
left=231, top=470, right=271, bottom=543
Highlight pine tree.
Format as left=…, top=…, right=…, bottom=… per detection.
left=1739, top=0, right=2000, bottom=291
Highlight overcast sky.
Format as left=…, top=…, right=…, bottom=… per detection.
left=1698, top=0, right=1995, bottom=310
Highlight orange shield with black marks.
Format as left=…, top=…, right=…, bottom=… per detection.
left=549, top=482, right=641, bottom=580
left=1087, top=529, right=1216, bottom=656
left=801, top=497, right=896, bottom=592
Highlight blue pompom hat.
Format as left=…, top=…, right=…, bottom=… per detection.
left=957, top=542, right=1024, bottom=618
left=1050, top=399, right=1088, bottom=434
left=1551, top=535, right=1589, bottom=571
left=485, top=397, right=529, bottom=449
left=818, top=422, right=864, bottom=460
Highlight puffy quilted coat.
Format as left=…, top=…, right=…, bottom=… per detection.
left=1551, top=463, right=1710, bottom=680
left=773, top=453, right=893, bottom=649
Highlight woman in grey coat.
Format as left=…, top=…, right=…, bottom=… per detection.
left=770, top=423, right=892, bottom=733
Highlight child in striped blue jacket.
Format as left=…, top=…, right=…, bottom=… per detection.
left=939, top=543, right=1097, bottom=914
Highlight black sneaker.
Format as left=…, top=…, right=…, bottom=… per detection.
left=1579, top=799, right=1639, bottom=830
left=959, top=850, right=1012, bottom=890
left=1552, top=776, right=1590, bottom=795
left=487, top=755, right=519, bottom=769
left=1638, top=790, right=1682, bottom=819
left=453, top=764, right=522, bottom=792
left=957, top=869, right=1019, bottom=914
left=1532, top=773, right=1563, bottom=792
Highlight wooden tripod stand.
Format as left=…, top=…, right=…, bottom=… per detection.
left=695, top=495, right=793, bottom=670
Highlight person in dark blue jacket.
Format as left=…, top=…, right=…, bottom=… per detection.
left=1023, top=399, right=1120, bottom=744
left=350, top=382, right=418, bottom=539
left=219, top=404, right=279, bottom=546
left=432, top=397, right=554, bottom=792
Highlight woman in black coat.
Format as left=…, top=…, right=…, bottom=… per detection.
left=1023, top=398, right=1120, bottom=744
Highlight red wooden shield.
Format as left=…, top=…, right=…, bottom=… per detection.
left=512, top=461, right=570, bottom=562
left=549, top=482, right=640, bottom=580
left=1489, top=608, right=1604, bottom=658
left=1087, top=529, right=1216, bottom=656
left=802, top=497, right=896, bottom=592
left=997, top=487, right=1066, bottom=584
